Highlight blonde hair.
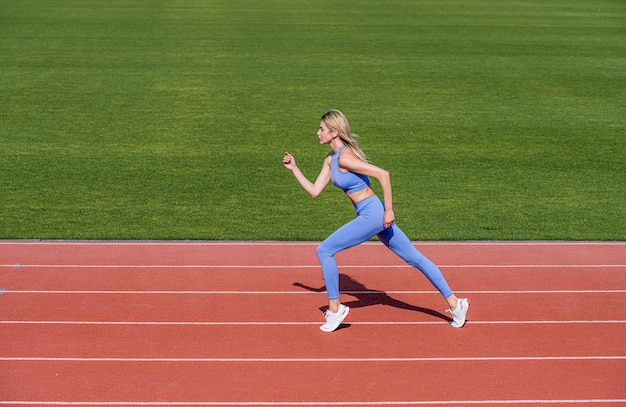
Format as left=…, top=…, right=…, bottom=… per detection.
left=321, top=109, right=367, bottom=162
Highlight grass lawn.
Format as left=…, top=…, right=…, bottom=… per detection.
left=0, top=0, right=624, bottom=240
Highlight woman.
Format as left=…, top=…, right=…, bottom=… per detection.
left=283, top=109, right=469, bottom=332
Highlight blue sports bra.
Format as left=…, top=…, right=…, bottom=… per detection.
left=330, top=146, right=371, bottom=194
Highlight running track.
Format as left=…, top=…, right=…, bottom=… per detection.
left=0, top=241, right=624, bottom=406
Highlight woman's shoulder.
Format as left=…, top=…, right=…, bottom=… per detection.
left=337, top=146, right=358, bottom=162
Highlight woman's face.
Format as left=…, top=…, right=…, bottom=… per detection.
left=317, top=121, right=336, bottom=145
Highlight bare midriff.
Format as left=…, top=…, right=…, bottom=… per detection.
left=346, top=186, right=376, bottom=205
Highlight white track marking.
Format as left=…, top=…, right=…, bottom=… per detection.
left=1, top=320, right=624, bottom=326
left=0, top=399, right=624, bottom=405
left=1, top=356, right=624, bottom=362
left=1, top=240, right=625, bottom=246
left=2, top=264, right=625, bottom=268
left=1, top=289, right=625, bottom=294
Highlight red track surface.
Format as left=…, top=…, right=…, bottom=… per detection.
left=0, top=241, right=624, bottom=406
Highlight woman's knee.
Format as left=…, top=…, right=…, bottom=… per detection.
left=316, top=242, right=332, bottom=260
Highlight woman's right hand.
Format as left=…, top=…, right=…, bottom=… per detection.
left=283, top=151, right=296, bottom=171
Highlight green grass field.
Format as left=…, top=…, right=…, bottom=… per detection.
left=1, top=0, right=624, bottom=241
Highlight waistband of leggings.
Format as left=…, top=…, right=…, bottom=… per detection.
left=353, top=195, right=381, bottom=211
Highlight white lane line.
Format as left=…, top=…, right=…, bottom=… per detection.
left=3, top=264, right=625, bottom=268
left=1, top=240, right=625, bottom=246
left=1, top=356, right=624, bottom=362
left=1, top=289, right=625, bottom=294
left=0, top=320, right=624, bottom=326
left=0, top=399, right=625, bottom=405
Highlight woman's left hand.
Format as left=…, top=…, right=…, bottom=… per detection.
left=383, top=209, right=395, bottom=229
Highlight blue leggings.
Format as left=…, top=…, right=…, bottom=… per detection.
left=316, top=195, right=453, bottom=300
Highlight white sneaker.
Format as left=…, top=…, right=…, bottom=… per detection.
left=449, top=298, right=470, bottom=328
left=320, top=304, right=350, bottom=332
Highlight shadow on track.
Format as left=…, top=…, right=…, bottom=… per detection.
left=294, top=273, right=451, bottom=323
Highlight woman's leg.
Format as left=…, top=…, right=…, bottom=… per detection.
left=377, top=223, right=470, bottom=327
left=377, top=224, right=455, bottom=303
left=316, top=198, right=382, bottom=311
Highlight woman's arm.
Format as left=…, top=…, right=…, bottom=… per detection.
left=338, top=150, right=395, bottom=227
left=283, top=151, right=331, bottom=198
